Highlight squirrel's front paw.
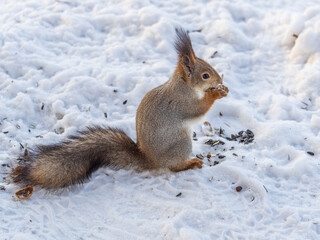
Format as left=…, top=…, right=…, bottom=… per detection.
left=208, top=84, right=228, bottom=98
left=216, top=85, right=228, bottom=97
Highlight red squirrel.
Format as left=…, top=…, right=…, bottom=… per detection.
left=12, top=28, right=228, bottom=191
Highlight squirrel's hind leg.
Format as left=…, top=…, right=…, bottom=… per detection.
left=170, top=158, right=203, bottom=172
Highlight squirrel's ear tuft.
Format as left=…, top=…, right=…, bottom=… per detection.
left=175, top=27, right=196, bottom=77
left=174, top=27, right=196, bottom=60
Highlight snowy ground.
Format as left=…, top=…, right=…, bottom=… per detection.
left=1, top=0, right=320, bottom=239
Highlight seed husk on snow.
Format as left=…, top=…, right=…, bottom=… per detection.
left=205, top=139, right=224, bottom=147
left=196, top=154, right=204, bottom=160
left=193, top=132, right=197, bottom=141
left=3, top=179, right=10, bottom=184
left=15, top=186, right=34, bottom=200
left=263, top=185, right=268, bottom=193
left=211, top=51, right=218, bottom=58
left=202, top=121, right=215, bottom=136
left=217, top=128, right=224, bottom=136
left=246, top=129, right=254, bottom=138
left=55, top=127, right=65, bottom=134
left=55, top=113, right=63, bottom=120
left=225, top=129, right=255, bottom=145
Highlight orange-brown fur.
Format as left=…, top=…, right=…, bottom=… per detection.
left=199, top=85, right=229, bottom=115
left=170, top=158, right=204, bottom=172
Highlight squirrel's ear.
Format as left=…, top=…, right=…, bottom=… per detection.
left=174, top=27, right=196, bottom=77
left=181, top=55, right=195, bottom=77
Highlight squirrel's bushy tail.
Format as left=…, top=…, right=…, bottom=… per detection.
left=12, top=126, right=149, bottom=190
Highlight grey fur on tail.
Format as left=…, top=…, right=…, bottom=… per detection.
left=12, top=126, right=149, bottom=190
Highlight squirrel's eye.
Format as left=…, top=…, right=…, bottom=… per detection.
left=202, top=73, right=210, bottom=79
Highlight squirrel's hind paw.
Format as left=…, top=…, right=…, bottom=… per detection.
left=171, top=158, right=203, bottom=172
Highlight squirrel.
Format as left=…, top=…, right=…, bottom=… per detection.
left=12, top=28, right=228, bottom=190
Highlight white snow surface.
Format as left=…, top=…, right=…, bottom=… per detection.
left=1, top=0, right=320, bottom=239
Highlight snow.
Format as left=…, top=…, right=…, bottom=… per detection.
left=0, top=0, right=320, bottom=239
